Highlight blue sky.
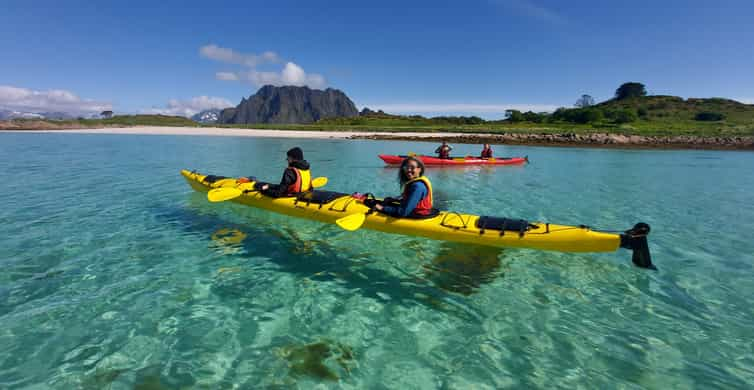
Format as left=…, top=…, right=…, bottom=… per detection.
left=1, top=0, right=752, bottom=118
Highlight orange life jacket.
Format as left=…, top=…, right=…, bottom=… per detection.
left=285, top=167, right=312, bottom=194
left=402, top=176, right=433, bottom=216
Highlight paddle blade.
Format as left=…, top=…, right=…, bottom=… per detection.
left=312, top=176, right=328, bottom=188
left=335, top=213, right=366, bottom=231
left=208, top=187, right=242, bottom=202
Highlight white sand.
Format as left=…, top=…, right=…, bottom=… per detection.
left=3, top=126, right=477, bottom=139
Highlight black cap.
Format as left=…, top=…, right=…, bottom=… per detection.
left=287, top=147, right=304, bottom=161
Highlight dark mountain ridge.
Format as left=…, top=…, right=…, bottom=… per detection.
left=219, top=85, right=359, bottom=124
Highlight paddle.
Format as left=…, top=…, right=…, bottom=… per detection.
left=335, top=195, right=392, bottom=231
left=335, top=212, right=366, bottom=231
left=208, top=177, right=328, bottom=202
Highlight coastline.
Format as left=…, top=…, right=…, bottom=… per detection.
left=0, top=126, right=476, bottom=139
left=2, top=125, right=753, bottom=150
left=352, top=132, right=754, bottom=150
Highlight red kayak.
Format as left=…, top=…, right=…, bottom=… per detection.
left=379, top=154, right=528, bottom=166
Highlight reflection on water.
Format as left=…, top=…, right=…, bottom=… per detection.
left=277, top=340, right=355, bottom=381
left=156, top=198, right=481, bottom=321
left=423, top=243, right=504, bottom=295
left=209, top=228, right=247, bottom=255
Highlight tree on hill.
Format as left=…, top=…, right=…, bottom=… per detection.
left=504, top=109, right=525, bottom=122
left=615, top=82, right=647, bottom=100
left=575, top=94, right=595, bottom=108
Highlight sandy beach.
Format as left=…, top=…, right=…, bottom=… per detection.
left=3, top=126, right=753, bottom=149
left=0, top=126, right=468, bottom=139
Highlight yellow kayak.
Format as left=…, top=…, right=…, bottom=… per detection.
left=181, top=170, right=654, bottom=269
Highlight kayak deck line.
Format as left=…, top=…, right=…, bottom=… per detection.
left=181, top=170, right=654, bottom=269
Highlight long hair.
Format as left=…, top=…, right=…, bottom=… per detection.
left=399, top=156, right=426, bottom=188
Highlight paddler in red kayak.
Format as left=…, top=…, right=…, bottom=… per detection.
left=245, top=147, right=312, bottom=197
left=435, top=141, right=453, bottom=159
left=369, top=156, right=435, bottom=217
left=480, top=143, right=493, bottom=158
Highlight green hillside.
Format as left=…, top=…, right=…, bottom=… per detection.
left=305, top=95, right=754, bottom=137
left=1, top=115, right=198, bottom=130
left=591, top=96, right=754, bottom=135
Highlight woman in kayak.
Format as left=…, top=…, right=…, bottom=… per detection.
left=372, top=156, right=434, bottom=217
left=435, top=141, right=452, bottom=159
left=256, top=147, right=313, bottom=197
left=480, top=143, right=493, bottom=158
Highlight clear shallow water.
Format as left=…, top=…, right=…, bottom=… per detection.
left=1, top=132, right=753, bottom=389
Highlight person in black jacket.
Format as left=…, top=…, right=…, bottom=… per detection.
left=258, top=147, right=313, bottom=197
left=435, top=141, right=452, bottom=159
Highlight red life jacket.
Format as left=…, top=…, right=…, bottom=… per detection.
left=402, top=176, right=433, bottom=216
left=481, top=147, right=493, bottom=158
left=285, top=167, right=312, bottom=194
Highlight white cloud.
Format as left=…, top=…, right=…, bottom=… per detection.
left=142, top=96, right=234, bottom=117
left=217, top=62, right=326, bottom=89
left=199, top=44, right=280, bottom=67
left=363, top=103, right=560, bottom=115
left=281, top=62, right=307, bottom=85
left=0, top=85, right=111, bottom=114
left=215, top=72, right=239, bottom=81
left=201, top=44, right=326, bottom=88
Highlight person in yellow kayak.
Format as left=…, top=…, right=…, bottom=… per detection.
left=256, top=147, right=312, bottom=197
left=371, top=156, right=434, bottom=217
left=435, top=141, right=453, bottom=159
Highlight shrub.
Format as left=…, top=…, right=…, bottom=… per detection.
left=613, top=109, right=639, bottom=124
left=550, top=107, right=603, bottom=124
left=695, top=112, right=725, bottom=121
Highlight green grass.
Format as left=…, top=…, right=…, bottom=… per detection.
left=92, top=115, right=199, bottom=127
left=210, top=120, right=753, bottom=137
left=2, top=115, right=198, bottom=129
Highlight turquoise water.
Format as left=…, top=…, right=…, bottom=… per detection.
left=1, top=132, right=753, bottom=389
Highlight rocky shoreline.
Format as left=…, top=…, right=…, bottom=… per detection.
left=350, top=132, right=754, bottom=150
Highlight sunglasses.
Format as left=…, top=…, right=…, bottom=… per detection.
left=403, top=165, right=420, bottom=170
